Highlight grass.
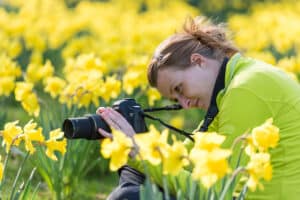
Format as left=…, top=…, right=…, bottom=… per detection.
left=1, top=160, right=118, bottom=200
left=1, top=146, right=119, bottom=199
left=77, top=172, right=118, bottom=200
left=31, top=172, right=119, bottom=200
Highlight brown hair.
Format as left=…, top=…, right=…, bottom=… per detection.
left=147, top=16, right=239, bottom=87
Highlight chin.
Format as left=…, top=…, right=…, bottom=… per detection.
left=196, top=102, right=206, bottom=110
left=201, top=104, right=209, bottom=111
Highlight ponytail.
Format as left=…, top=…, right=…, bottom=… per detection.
left=183, top=16, right=239, bottom=58
left=147, top=16, right=239, bottom=87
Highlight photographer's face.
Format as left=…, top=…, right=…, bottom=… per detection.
left=156, top=54, right=220, bottom=111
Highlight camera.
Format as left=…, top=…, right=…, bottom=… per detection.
left=62, top=98, right=148, bottom=140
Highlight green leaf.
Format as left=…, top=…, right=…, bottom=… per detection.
left=31, top=182, right=41, bottom=200
left=20, top=167, right=37, bottom=200
left=140, top=178, right=163, bottom=200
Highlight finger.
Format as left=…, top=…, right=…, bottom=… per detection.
left=99, top=108, right=136, bottom=138
left=98, top=128, right=113, bottom=139
left=96, top=107, right=107, bottom=115
left=107, top=108, right=126, bottom=120
left=100, top=111, right=121, bottom=130
left=106, top=108, right=131, bottom=127
left=106, top=108, right=136, bottom=137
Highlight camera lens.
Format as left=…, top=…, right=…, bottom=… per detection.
left=62, top=98, right=147, bottom=140
left=62, top=114, right=110, bottom=140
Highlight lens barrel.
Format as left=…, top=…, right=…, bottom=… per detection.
left=63, top=114, right=110, bottom=140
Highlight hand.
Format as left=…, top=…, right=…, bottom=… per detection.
left=96, top=107, right=136, bottom=139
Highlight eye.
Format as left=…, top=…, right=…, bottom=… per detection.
left=169, top=98, right=178, bottom=103
left=174, top=84, right=182, bottom=94
left=170, top=98, right=178, bottom=102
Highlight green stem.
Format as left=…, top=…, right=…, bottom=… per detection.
left=9, top=152, right=30, bottom=200
left=219, top=167, right=245, bottom=200
left=162, top=176, right=170, bottom=200
left=0, top=132, right=24, bottom=193
left=0, top=148, right=12, bottom=195
left=20, top=167, right=37, bottom=200
left=237, top=181, right=248, bottom=200
left=31, top=182, right=41, bottom=200
left=235, top=147, right=244, bottom=169
left=230, top=132, right=249, bottom=151
left=206, top=187, right=210, bottom=200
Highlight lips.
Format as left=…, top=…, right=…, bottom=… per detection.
left=194, top=99, right=199, bottom=107
left=182, top=98, right=201, bottom=108
left=188, top=99, right=200, bottom=108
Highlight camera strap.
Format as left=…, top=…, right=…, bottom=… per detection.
left=142, top=105, right=194, bottom=141
left=143, top=104, right=182, bottom=112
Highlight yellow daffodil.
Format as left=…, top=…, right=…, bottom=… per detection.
left=49, top=128, right=64, bottom=139
left=162, top=136, right=189, bottom=176
left=6, top=39, right=22, bottom=58
left=277, top=57, right=297, bottom=73
left=29, top=50, right=43, bottom=65
left=190, top=148, right=231, bottom=188
left=59, top=84, right=77, bottom=108
left=189, top=132, right=231, bottom=188
left=246, top=152, right=272, bottom=191
left=0, top=156, right=3, bottom=182
left=15, top=82, right=33, bottom=101
left=15, top=82, right=40, bottom=116
left=169, top=116, right=184, bottom=129
left=20, top=93, right=40, bottom=117
left=101, top=128, right=133, bottom=171
left=63, top=54, right=106, bottom=83
left=21, top=120, right=45, bottom=154
left=134, top=125, right=169, bottom=165
left=193, top=132, right=226, bottom=152
left=146, top=87, right=161, bottom=106
left=246, top=51, right=276, bottom=65
left=251, top=118, right=279, bottom=152
left=25, top=63, right=40, bottom=83
left=1, top=121, right=23, bottom=152
left=45, top=129, right=67, bottom=161
left=123, top=71, right=141, bottom=95
left=25, top=31, right=46, bottom=53
left=44, top=76, right=67, bottom=98
left=0, top=53, right=21, bottom=77
left=0, top=76, right=15, bottom=97
left=245, top=135, right=256, bottom=156
left=73, top=74, right=103, bottom=108
left=99, top=76, right=121, bottom=103
left=25, top=60, right=54, bottom=83
left=40, top=60, right=54, bottom=79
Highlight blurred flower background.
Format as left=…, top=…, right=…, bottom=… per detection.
left=0, top=0, right=299, bottom=199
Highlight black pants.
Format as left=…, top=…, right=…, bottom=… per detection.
left=107, top=166, right=176, bottom=200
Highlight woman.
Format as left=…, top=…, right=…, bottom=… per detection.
left=97, top=17, right=300, bottom=199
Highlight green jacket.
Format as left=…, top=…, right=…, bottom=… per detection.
left=129, top=53, right=300, bottom=199
left=209, top=53, right=300, bottom=200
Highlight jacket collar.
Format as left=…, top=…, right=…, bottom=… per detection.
left=198, top=57, right=228, bottom=132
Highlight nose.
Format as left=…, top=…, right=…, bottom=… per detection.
left=177, top=95, right=190, bottom=109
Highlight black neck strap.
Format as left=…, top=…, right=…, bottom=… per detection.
left=142, top=112, right=194, bottom=141
left=199, top=57, right=228, bottom=132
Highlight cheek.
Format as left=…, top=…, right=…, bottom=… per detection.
left=183, top=84, right=199, bottom=97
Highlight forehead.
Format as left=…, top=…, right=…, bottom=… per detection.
left=156, top=67, right=181, bottom=98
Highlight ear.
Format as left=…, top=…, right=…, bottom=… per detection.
left=190, top=53, right=205, bottom=66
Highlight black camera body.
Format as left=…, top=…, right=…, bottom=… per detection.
left=63, top=98, right=148, bottom=140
